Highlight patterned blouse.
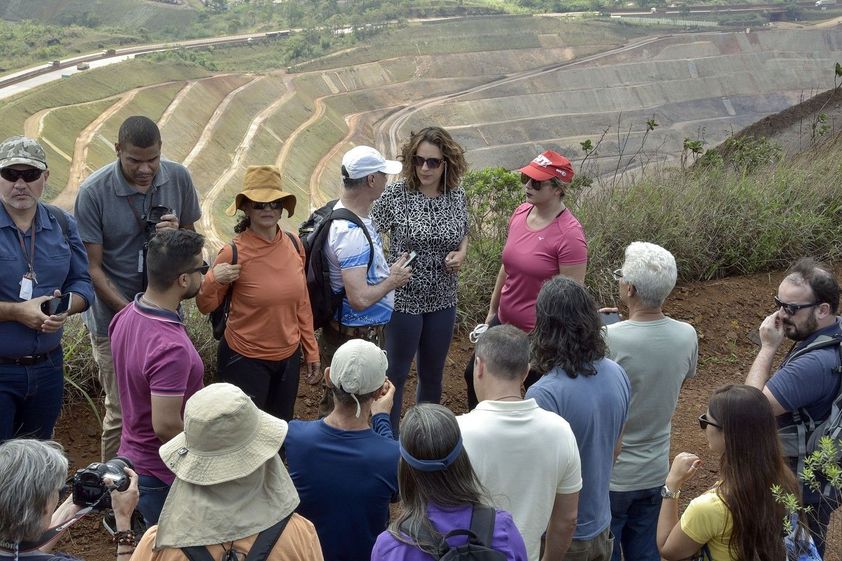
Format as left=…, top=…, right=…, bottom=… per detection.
left=371, top=180, right=469, bottom=314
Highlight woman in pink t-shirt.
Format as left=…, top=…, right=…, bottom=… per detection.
left=465, top=150, right=587, bottom=409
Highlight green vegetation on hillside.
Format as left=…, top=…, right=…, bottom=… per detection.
left=457, top=135, right=842, bottom=325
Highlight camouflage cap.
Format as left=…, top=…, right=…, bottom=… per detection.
left=0, top=136, right=48, bottom=171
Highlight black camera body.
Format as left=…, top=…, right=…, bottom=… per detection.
left=72, top=457, right=132, bottom=510
left=144, top=206, right=172, bottom=240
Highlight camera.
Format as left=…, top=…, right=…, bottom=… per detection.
left=144, top=206, right=172, bottom=240
left=72, top=457, right=133, bottom=510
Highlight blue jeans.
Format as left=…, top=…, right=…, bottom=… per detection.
left=0, top=348, right=64, bottom=441
left=609, top=486, right=662, bottom=561
left=137, top=474, right=170, bottom=527
left=386, top=307, right=457, bottom=437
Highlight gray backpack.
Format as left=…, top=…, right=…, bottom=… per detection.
left=777, top=334, right=842, bottom=497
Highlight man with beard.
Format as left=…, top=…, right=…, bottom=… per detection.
left=745, top=257, right=841, bottom=556
left=109, top=229, right=206, bottom=528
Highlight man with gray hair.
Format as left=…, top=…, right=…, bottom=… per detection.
left=458, top=324, right=582, bottom=561
left=605, top=242, right=698, bottom=561
left=285, top=339, right=399, bottom=561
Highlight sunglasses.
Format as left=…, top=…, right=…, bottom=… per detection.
left=1, top=168, right=43, bottom=183
left=698, top=413, right=721, bottom=430
left=412, top=156, right=443, bottom=169
left=183, top=261, right=210, bottom=276
left=251, top=201, right=284, bottom=210
left=773, top=296, right=818, bottom=316
left=520, top=173, right=549, bottom=189
left=612, top=268, right=624, bottom=281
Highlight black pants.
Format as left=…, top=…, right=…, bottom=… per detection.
left=463, top=314, right=541, bottom=410
left=217, top=337, right=300, bottom=421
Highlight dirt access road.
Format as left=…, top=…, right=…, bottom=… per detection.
left=53, top=269, right=840, bottom=560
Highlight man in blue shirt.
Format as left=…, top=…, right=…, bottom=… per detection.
left=0, top=136, right=94, bottom=441
left=284, top=339, right=399, bottom=561
left=745, top=257, right=842, bottom=556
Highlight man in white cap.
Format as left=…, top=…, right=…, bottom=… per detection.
left=0, top=135, right=94, bottom=442
left=285, top=339, right=399, bottom=561
left=132, top=382, right=323, bottom=561
left=317, top=145, right=411, bottom=416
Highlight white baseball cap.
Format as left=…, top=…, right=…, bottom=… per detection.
left=342, top=145, right=402, bottom=180
left=330, top=339, right=388, bottom=417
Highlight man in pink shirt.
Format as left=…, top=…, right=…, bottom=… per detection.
left=110, top=229, right=206, bottom=527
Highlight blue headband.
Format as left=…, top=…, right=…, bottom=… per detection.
left=399, top=436, right=464, bottom=472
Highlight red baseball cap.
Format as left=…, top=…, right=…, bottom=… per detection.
left=520, top=150, right=575, bottom=183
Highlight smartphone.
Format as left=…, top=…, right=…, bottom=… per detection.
left=600, top=311, right=621, bottom=326
left=404, top=251, right=418, bottom=268
left=41, top=293, right=71, bottom=315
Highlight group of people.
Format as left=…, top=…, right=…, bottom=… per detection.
left=0, top=113, right=839, bottom=561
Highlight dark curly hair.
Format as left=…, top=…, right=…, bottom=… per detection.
left=530, top=276, right=606, bottom=377
left=399, top=126, right=467, bottom=193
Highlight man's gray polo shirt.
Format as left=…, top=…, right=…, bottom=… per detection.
left=74, top=159, right=201, bottom=336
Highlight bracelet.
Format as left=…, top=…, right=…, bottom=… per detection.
left=113, top=530, right=136, bottom=547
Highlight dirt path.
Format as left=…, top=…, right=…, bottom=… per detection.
left=182, top=76, right=261, bottom=169
left=157, top=80, right=196, bottom=129
left=200, top=80, right=294, bottom=251
left=50, top=90, right=141, bottom=210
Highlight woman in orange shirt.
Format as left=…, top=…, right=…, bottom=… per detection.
left=197, top=166, right=319, bottom=420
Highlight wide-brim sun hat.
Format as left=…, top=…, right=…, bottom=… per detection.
left=520, top=150, right=574, bottom=184
left=160, top=383, right=287, bottom=486
left=225, top=165, right=296, bottom=217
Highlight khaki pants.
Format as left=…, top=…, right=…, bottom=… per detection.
left=91, top=334, right=122, bottom=461
left=317, top=325, right=384, bottom=417
left=564, top=528, right=614, bottom=561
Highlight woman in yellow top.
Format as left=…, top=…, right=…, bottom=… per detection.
left=656, top=384, right=803, bottom=561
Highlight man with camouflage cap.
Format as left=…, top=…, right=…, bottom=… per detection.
left=0, top=135, right=94, bottom=441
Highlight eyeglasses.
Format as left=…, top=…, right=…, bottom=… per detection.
left=251, top=201, right=284, bottom=210
left=612, top=268, right=624, bottom=281
left=521, top=173, right=549, bottom=189
left=183, top=261, right=209, bottom=276
left=698, top=413, right=721, bottom=430
left=412, top=156, right=443, bottom=169
left=773, top=296, right=818, bottom=316
left=1, top=168, right=43, bottom=183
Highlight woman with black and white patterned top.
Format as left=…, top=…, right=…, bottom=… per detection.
left=371, top=126, right=469, bottom=436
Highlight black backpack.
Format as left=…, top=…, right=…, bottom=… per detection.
left=298, top=199, right=373, bottom=330
left=400, top=505, right=506, bottom=561
left=777, top=333, right=842, bottom=497
left=181, top=515, right=290, bottom=561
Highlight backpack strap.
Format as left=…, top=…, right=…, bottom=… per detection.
left=243, top=515, right=291, bottom=561
left=329, top=207, right=375, bottom=272
left=41, top=203, right=70, bottom=243
left=181, top=546, right=215, bottom=561
left=180, top=515, right=290, bottom=561
left=467, top=504, right=496, bottom=547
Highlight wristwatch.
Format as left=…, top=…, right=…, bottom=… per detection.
left=661, top=484, right=681, bottom=499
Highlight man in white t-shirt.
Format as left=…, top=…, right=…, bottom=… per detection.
left=605, top=242, right=698, bottom=561
left=458, top=324, right=581, bottom=561
left=317, top=146, right=411, bottom=416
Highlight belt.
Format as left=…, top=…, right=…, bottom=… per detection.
left=0, top=352, right=53, bottom=366
left=328, top=321, right=384, bottom=340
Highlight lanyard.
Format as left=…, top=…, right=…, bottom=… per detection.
left=15, top=217, right=37, bottom=283
left=125, top=192, right=151, bottom=233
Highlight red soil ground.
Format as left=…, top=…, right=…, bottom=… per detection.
left=53, top=269, right=841, bottom=561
